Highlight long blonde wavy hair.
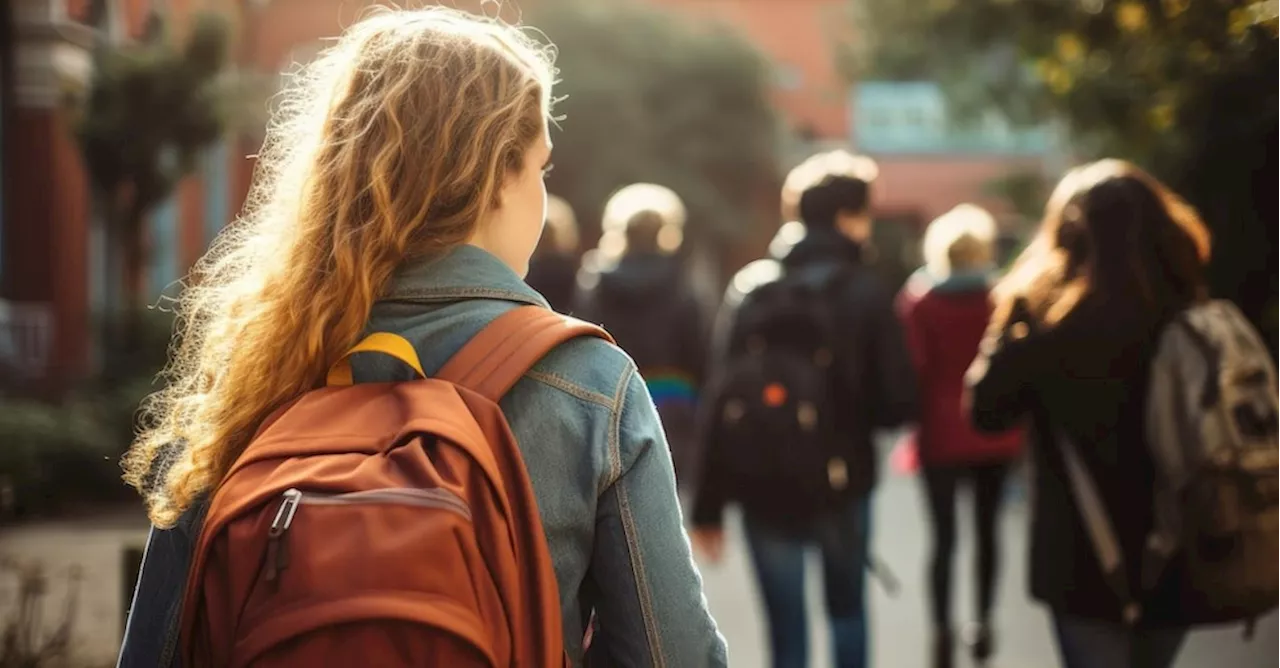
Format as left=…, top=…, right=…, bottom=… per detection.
left=124, top=7, right=556, bottom=527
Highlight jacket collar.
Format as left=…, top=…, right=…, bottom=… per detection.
left=904, top=266, right=993, bottom=298
left=382, top=244, right=550, bottom=308
left=778, top=224, right=863, bottom=269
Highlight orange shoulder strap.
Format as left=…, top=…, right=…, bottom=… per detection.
left=437, top=306, right=613, bottom=401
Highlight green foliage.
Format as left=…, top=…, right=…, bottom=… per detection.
left=530, top=0, right=783, bottom=244
left=0, top=366, right=160, bottom=521
left=846, top=1, right=1276, bottom=153
left=846, top=0, right=1278, bottom=344
left=0, top=399, right=114, bottom=520
left=982, top=169, right=1050, bottom=222
left=78, top=12, right=230, bottom=219
left=75, top=12, right=232, bottom=332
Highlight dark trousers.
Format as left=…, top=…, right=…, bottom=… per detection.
left=1053, top=614, right=1187, bottom=668
left=920, top=461, right=1010, bottom=631
left=743, top=497, right=872, bottom=668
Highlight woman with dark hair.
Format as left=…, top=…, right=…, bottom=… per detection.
left=965, top=159, right=1212, bottom=668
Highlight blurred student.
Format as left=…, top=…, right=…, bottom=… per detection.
left=693, top=151, right=917, bottom=668
left=967, top=161, right=1218, bottom=665
left=526, top=194, right=580, bottom=312
left=573, top=183, right=709, bottom=487
left=897, top=204, right=1024, bottom=668
left=116, top=9, right=725, bottom=667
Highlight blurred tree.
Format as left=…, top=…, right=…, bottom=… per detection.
left=530, top=0, right=783, bottom=248
left=982, top=170, right=1049, bottom=224
left=75, top=11, right=231, bottom=349
left=843, top=0, right=1278, bottom=353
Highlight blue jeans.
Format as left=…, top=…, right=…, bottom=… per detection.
left=1053, top=614, right=1187, bottom=668
left=744, top=497, right=872, bottom=668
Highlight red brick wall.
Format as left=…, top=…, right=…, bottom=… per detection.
left=648, top=0, right=849, bottom=140
left=229, top=1, right=1042, bottom=259
left=240, top=0, right=847, bottom=139
left=66, top=0, right=156, bottom=37
left=3, top=108, right=91, bottom=380
left=178, top=174, right=204, bottom=269
left=874, top=156, right=1046, bottom=226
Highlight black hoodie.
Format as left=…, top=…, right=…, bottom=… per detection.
left=573, top=252, right=708, bottom=383
left=525, top=251, right=579, bottom=313
left=693, top=225, right=918, bottom=528
left=572, top=253, right=710, bottom=484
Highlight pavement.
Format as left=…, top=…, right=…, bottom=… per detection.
left=0, top=465, right=1274, bottom=667
left=698, top=470, right=1278, bottom=668
left=0, top=511, right=150, bottom=667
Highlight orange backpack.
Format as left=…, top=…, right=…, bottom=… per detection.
left=180, top=306, right=611, bottom=667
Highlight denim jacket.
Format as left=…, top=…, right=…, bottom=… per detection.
left=118, top=245, right=728, bottom=668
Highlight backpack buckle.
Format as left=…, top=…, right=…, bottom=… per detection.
left=1122, top=603, right=1142, bottom=625
left=827, top=458, right=849, bottom=491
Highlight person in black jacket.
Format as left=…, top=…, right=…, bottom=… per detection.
left=573, top=183, right=709, bottom=489
left=692, top=151, right=917, bottom=668
left=525, top=194, right=580, bottom=313
left=965, top=159, right=1212, bottom=668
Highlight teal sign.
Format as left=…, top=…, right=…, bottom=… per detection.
left=852, top=82, right=1053, bottom=156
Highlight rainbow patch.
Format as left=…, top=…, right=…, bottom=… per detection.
left=642, top=368, right=699, bottom=408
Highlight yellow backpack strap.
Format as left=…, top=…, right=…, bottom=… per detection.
left=326, top=332, right=426, bottom=387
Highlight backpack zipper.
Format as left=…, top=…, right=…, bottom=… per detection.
left=261, top=487, right=471, bottom=582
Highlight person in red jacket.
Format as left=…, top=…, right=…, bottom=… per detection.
left=896, top=204, right=1024, bottom=668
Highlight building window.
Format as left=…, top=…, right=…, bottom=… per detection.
left=862, top=108, right=890, bottom=129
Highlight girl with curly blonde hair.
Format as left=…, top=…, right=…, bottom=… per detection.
left=118, top=8, right=724, bottom=667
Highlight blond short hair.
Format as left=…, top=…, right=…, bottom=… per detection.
left=923, top=203, right=997, bottom=277
left=598, top=183, right=686, bottom=259
left=542, top=194, right=579, bottom=253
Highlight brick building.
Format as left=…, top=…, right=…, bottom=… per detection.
left=1, top=0, right=1055, bottom=388
left=2, top=0, right=246, bottom=388
left=650, top=0, right=1058, bottom=226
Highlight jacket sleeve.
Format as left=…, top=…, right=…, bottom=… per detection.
left=964, top=300, right=1039, bottom=433
left=587, top=367, right=729, bottom=667
left=895, top=288, right=929, bottom=379
left=118, top=500, right=207, bottom=668
left=689, top=286, right=742, bottom=529
left=861, top=282, right=919, bottom=428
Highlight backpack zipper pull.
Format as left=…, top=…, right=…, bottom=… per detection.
left=264, top=489, right=302, bottom=582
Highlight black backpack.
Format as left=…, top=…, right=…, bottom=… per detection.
left=706, top=262, right=854, bottom=521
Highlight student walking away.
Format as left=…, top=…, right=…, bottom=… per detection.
left=896, top=204, right=1025, bottom=668
left=573, top=183, right=709, bottom=489
left=526, top=194, right=581, bottom=312
left=966, top=159, right=1278, bottom=668
left=116, top=9, right=727, bottom=667
left=692, top=151, right=917, bottom=668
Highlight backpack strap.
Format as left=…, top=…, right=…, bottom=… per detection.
left=326, top=332, right=427, bottom=387
left=1058, top=430, right=1141, bottom=624
left=1172, top=307, right=1228, bottom=408
left=437, top=306, right=614, bottom=401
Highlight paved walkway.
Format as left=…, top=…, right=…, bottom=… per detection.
left=0, top=471, right=1274, bottom=667
left=699, top=471, right=1278, bottom=667
left=0, top=510, right=150, bottom=667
